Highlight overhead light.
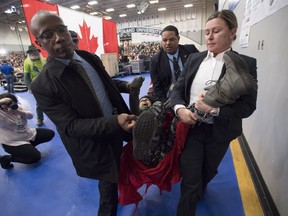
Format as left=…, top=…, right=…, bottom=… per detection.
left=5, top=5, right=18, bottom=14
left=127, top=4, right=136, bottom=8
left=70, top=5, right=80, bottom=9
left=158, top=7, right=166, bottom=11
left=119, top=14, right=127, bottom=17
left=149, top=0, right=158, bottom=4
left=106, top=8, right=114, bottom=12
left=0, top=49, right=7, bottom=55
left=88, top=1, right=98, bottom=5
left=137, top=1, right=149, bottom=14
left=104, top=16, right=112, bottom=20
left=90, top=12, right=99, bottom=15
left=184, top=4, right=193, bottom=8
left=5, top=9, right=13, bottom=14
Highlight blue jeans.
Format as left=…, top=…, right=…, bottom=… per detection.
left=5, top=74, right=14, bottom=93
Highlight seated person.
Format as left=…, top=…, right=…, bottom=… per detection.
left=0, top=93, right=55, bottom=169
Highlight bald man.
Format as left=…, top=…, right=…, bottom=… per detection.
left=29, top=10, right=136, bottom=216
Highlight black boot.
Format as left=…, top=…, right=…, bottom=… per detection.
left=0, top=155, right=14, bottom=169
left=133, top=101, right=168, bottom=167
left=203, top=51, right=258, bottom=107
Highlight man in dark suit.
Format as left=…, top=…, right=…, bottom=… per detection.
left=29, top=10, right=136, bottom=216
left=149, top=25, right=199, bottom=102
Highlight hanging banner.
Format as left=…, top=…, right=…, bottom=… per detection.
left=21, top=0, right=58, bottom=57
left=102, top=19, right=118, bottom=54
left=22, top=0, right=118, bottom=57
left=58, top=6, right=104, bottom=55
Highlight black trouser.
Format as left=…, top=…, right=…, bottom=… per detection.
left=2, top=128, right=55, bottom=164
left=98, top=180, right=118, bottom=216
left=177, top=123, right=230, bottom=216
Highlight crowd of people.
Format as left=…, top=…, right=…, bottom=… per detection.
left=0, top=52, right=25, bottom=73
left=0, top=8, right=258, bottom=216
left=0, top=52, right=26, bottom=92
left=119, top=41, right=161, bottom=62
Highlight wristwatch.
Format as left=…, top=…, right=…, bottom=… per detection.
left=210, top=107, right=220, bottom=116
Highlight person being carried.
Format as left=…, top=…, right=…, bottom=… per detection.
left=0, top=93, right=55, bottom=169
left=138, top=95, right=154, bottom=113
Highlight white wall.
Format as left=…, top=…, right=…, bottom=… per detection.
left=231, top=2, right=288, bottom=215
left=117, top=2, right=216, bottom=52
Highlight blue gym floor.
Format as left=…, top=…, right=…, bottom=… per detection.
left=0, top=73, right=245, bottom=216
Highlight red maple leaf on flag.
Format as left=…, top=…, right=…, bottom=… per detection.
left=78, top=20, right=99, bottom=53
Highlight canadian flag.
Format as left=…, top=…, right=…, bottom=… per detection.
left=22, top=0, right=118, bottom=57
left=58, top=6, right=104, bottom=56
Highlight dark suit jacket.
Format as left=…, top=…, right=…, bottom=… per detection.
left=30, top=50, right=130, bottom=183
left=150, top=44, right=199, bottom=102
left=170, top=50, right=258, bottom=143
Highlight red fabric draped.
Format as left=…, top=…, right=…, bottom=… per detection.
left=102, top=19, right=119, bottom=54
left=118, top=115, right=190, bottom=210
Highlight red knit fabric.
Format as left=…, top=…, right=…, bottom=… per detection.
left=118, top=116, right=190, bottom=209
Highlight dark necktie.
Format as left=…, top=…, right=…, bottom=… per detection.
left=69, top=59, right=113, bottom=116
left=173, top=56, right=181, bottom=81
left=69, top=59, right=97, bottom=99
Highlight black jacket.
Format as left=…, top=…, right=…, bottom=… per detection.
left=31, top=50, right=131, bottom=183
left=150, top=44, right=199, bottom=102
left=170, top=50, right=257, bottom=143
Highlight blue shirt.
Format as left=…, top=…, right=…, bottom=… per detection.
left=56, top=52, right=113, bottom=116
left=0, top=63, right=14, bottom=76
left=166, top=49, right=183, bottom=82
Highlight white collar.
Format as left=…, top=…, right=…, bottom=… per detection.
left=206, top=48, right=231, bottom=61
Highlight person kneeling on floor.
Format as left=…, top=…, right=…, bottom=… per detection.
left=0, top=93, right=55, bottom=169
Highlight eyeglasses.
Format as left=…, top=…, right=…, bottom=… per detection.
left=37, top=25, right=68, bottom=40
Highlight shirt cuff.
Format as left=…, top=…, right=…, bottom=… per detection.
left=174, top=104, right=186, bottom=116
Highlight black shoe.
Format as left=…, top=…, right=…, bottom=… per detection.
left=0, top=155, right=14, bottom=169
left=133, top=110, right=157, bottom=163
left=129, top=76, right=145, bottom=95
left=132, top=101, right=168, bottom=167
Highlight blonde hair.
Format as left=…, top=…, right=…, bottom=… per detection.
left=207, top=10, right=238, bottom=40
